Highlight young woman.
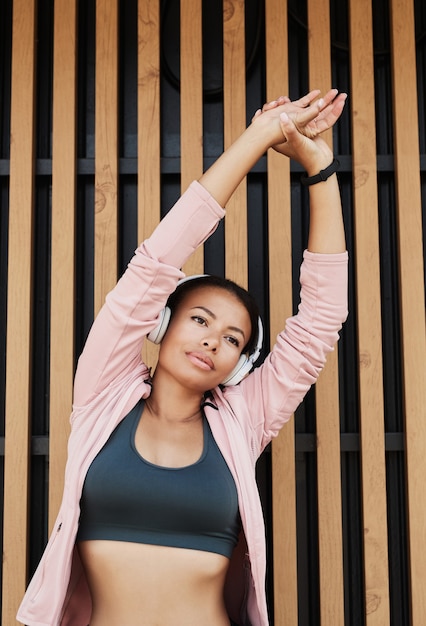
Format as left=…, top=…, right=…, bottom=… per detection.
left=18, top=89, right=348, bottom=626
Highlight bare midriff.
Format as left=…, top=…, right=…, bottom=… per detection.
left=78, top=540, right=231, bottom=626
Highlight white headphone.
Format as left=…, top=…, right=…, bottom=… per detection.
left=147, top=275, right=263, bottom=386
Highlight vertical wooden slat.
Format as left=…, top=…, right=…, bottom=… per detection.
left=138, top=0, right=160, bottom=367
left=181, top=0, right=203, bottom=276
left=138, top=0, right=160, bottom=244
left=49, top=0, right=77, bottom=532
left=315, top=350, right=345, bottom=626
left=349, top=0, right=391, bottom=623
left=307, top=0, right=345, bottom=623
left=2, top=0, right=36, bottom=623
left=95, top=0, right=118, bottom=314
left=264, top=1, right=298, bottom=623
left=389, top=0, right=426, bottom=622
left=223, top=0, right=247, bottom=286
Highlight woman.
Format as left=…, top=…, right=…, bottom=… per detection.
left=17, top=89, right=348, bottom=626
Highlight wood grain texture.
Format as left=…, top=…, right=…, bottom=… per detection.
left=308, top=0, right=345, bottom=622
left=138, top=0, right=161, bottom=368
left=95, top=0, right=119, bottom=314
left=138, top=0, right=161, bottom=244
left=265, top=1, right=299, bottom=622
left=349, top=0, right=391, bottom=623
left=223, top=0, right=247, bottom=287
left=181, top=0, right=204, bottom=276
left=49, top=0, right=77, bottom=532
left=390, top=0, right=426, bottom=622
left=2, top=0, right=36, bottom=623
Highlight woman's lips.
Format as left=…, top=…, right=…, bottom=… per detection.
left=186, top=351, right=214, bottom=371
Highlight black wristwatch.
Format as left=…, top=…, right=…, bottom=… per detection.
left=300, top=158, right=340, bottom=186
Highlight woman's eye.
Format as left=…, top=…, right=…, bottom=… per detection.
left=226, top=335, right=240, bottom=348
left=192, top=315, right=206, bottom=325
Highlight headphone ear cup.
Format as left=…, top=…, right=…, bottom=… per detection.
left=221, top=355, right=250, bottom=386
left=147, top=306, right=172, bottom=344
left=221, top=316, right=263, bottom=386
left=147, top=274, right=207, bottom=344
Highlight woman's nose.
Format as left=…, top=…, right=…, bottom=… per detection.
left=202, top=338, right=218, bottom=352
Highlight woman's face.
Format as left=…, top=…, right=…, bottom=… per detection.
left=156, top=286, right=252, bottom=392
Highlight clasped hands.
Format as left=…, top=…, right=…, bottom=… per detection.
left=252, top=88, right=347, bottom=172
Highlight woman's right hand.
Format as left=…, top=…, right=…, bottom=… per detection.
left=251, top=89, right=347, bottom=156
left=198, top=89, right=346, bottom=208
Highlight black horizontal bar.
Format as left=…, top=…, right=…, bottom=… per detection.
left=1, top=155, right=426, bottom=178
left=295, top=432, right=404, bottom=452
left=0, top=432, right=405, bottom=457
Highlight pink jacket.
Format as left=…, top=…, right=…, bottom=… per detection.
left=17, top=181, right=348, bottom=626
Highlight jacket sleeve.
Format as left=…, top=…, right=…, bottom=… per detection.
left=73, top=181, right=225, bottom=408
left=237, top=250, right=348, bottom=454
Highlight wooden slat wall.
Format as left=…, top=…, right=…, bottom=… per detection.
left=94, top=0, right=119, bottom=313
left=307, top=1, right=346, bottom=623
left=389, top=0, right=426, bottom=623
left=264, top=1, right=299, bottom=623
left=180, top=0, right=203, bottom=276
left=49, top=0, right=78, bottom=531
left=137, top=0, right=161, bottom=363
left=137, top=0, right=161, bottom=244
left=223, top=0, right=248, bottom=287
left=2, top=1, right=426, bottom=624
left=138, top=0, right=161, bottom=368
left=349, top=1, right=390, bottom=624
left=2, top=1, right=37, bottom=623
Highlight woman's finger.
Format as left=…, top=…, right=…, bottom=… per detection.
left=290, top=89, right=321, bottom=108
left=314, top=93, right=347, bottom=131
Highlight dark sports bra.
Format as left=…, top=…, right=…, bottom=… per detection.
left=77, top=399, right=241, bottom=558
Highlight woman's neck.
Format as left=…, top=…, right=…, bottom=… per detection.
left=145, top=396, right=202, bottom=424
left=147, top=374, right=204, bottom=424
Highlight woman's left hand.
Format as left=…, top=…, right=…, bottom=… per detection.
left=252, top=88, right=347, bottom=156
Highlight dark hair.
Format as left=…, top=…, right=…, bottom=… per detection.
left=167, top=275, right=260, bottom=355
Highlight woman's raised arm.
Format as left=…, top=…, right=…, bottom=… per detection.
left=198, top=89, right=346, bottom=208
left=277, top=107, right=346, bottom=253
